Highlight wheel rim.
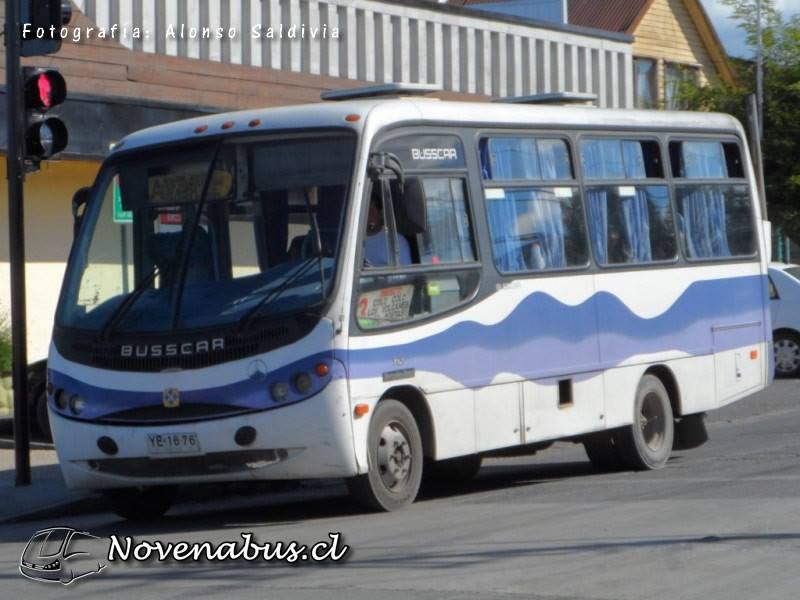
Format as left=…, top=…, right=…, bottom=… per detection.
left=376, top=420, right=413, bottom=494
left=639, top=392, right=666, bottom=452
left=774, top=338, right=800, bottom=374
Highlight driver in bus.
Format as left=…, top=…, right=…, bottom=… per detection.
left=364, top=187, right=412, bottom=267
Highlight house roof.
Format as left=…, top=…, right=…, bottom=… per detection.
left=448, top=0, right=652, bottom=32
left=568, top=0, right=652, bottom=33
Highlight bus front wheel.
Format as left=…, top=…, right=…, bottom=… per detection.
left=347, top=399, right=423, bottom=511
left=103, top=486, right=174, bottom=520
left=616, top=374, right=674, bottom=470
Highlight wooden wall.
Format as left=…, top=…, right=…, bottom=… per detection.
left=631, top=0, right=733, bottom=104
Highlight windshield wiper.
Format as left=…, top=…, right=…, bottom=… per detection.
left=170, top=141, right=224, bottom=329
left=237, top=258, right=320, bottom=332
left=98, top=264, right=160, bottom=340
left=303, top=187, right=327, bottom=296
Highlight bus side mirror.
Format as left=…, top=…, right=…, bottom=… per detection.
left=395, top=177, right=427, bottom=235
left=72, top=187, right=90, bottom=238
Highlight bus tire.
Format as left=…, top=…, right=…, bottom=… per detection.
left=616, top=374, right=674, bottom=470
left=428, top=454, right=482, bottom=482
left=583, top=433, right=624, bottom=472
left=346, top=399, right=423, bottom=511
left=103, top=486, right=174, bottom=520
left=29, top=371, right=52, bottom=442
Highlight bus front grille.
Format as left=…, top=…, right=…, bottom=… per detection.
left=84, top=449, right=291, bottom=478
left=97, top=403, right=255, bottom=425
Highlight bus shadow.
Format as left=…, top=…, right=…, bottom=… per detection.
left=84, top=459, right=596, bottom=538
left=2, top=458, right=601, bottom=542
left=419, top=460, right=594, bottom=501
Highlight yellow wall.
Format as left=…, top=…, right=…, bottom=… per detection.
left=632, top=0, right=723, bottom=104
left=0, top=159, right=100, bottom=363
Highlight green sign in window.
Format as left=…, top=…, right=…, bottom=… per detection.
left=112, top=178, right=132, bottom=224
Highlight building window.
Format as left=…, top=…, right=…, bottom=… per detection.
left=634, top=58, right=657, bottom=109
left=664, top=63, right=700, bottom=110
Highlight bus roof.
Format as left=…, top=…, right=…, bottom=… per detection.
left=111, top=98, right=746, bottom=156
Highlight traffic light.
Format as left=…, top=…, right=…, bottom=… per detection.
left=21, top=0, right=73, bottom=57
left=22, top=68, right=69, bottom=163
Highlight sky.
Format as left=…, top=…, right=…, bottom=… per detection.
left=701, top=0, right=799, bottom=58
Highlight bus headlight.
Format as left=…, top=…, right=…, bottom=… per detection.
left=54, top=389, right=69, bottom=410
left=69, top=394, right=86, bottom=415
left=271, top=382, right=289, bottom=403
left=293, top=372, right=313, bottom=394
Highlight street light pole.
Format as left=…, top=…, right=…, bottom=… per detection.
left=5, top=0, right=32, bottom=486
left=756, top=0, right=764, bottom=141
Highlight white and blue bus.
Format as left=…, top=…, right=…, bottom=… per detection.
left=48, top=85, right=772, bottom=517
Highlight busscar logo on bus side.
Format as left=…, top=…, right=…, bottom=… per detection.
left=120, top=338, right=225, bottom=358
left=410, top=147, right=458, bottom=161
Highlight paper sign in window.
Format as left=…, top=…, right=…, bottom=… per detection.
left=357, top=285, right=414, bottom=325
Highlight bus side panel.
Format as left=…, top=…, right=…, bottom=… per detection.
left=522, top=372, right=605, bottom=444
left=430, top=388, right=477, bottom=460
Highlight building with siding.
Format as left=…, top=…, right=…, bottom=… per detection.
left=455, top=0, right=734, bottom=109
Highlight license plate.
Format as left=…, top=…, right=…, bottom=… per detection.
left=146, top=432, right=202, bottom=457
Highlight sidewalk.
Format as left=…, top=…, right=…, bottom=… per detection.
left=0, top=440, right=102, bottom=523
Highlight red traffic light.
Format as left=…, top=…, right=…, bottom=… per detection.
left=22, top=67, right=68, bottom=161
left=23, top=68, right=66, bottom=110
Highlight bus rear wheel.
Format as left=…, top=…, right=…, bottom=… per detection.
left=103, top=486, right=174, bottom=520
left=616, top=374, right=674, bottom=470
left=346, top=400, right=423, bottom=511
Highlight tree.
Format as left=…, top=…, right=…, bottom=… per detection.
left=680, top=1, right=800, bottom=237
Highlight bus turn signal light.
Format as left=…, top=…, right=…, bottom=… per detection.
left=315, top=363, right=330, bottom=377
left=750, top=350, right=758, bottom=360
left=354, top=404, right=369, bottom=418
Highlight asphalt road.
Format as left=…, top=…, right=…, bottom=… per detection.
left=1, top=380, right=799, bottom=600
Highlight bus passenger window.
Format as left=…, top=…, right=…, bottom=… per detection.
left=670, top=140, right=754, bottom=259
left=585, top=186, right=677, bottom=265
left=485, top=187, right=588, bottom=272
left=480, top=137, right=572, bottom=180
left=580, top=139, right=662, bottom=180
left=581, top=138, right=677, bottom=266
left=481, top=135, right=584, bottom=273
left=675, top=184, right=754, bottom=258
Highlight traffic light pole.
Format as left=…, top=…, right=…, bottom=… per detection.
left=5, top=0, right=32, bottom=486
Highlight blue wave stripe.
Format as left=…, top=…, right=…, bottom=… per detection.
left=348, top=275, right=769, bottom=387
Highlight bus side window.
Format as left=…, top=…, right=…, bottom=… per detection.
left=581, top=138, right=676, bottom=266
left=669, top=140, right=755, bottom=259
left=357, top=176, right=480, bottom=330
left=481, top=136, right=587, bottom=273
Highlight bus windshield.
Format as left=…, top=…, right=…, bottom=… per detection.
left=58, top=132, right=355, bottom=334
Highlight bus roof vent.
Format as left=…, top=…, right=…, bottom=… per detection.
left=495, top=92, right=598, bottom=106
left=321, top=83, right=442, bottom=101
